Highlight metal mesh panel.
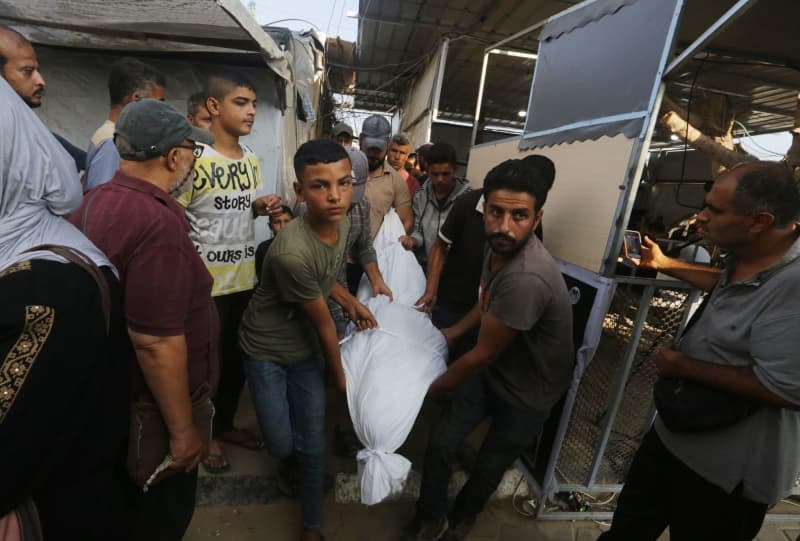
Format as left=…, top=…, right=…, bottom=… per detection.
left=555, top=281, right=692, bottom=487
left=597, top=286, right=690, bottom=484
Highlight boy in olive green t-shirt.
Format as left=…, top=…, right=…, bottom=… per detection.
left=239, top=140, right=376, bottom=541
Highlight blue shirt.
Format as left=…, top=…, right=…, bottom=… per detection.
left=84, top=138, right=119, bottom=190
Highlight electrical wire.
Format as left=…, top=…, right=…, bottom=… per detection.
left=327, top=54, right=433, bottom=72
left=734, top=120, right=788, bottom=157
left=581, top=492, right=618, bottom=507
left=335, top=0, right=348, bottom=37
left=510, top=475, right=537, bottom=517
left=326, top=0, right=339, bottom=35
left=674, top=58, right=707, bottom=210
left=263, top=18, right=321, bottom=30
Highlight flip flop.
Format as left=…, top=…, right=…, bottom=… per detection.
left=218, top=428, right=264, bottom=451
left=202, top=451, right=230, bottom=474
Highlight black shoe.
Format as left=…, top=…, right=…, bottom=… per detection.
left=399, top=514, right=448, bottom=541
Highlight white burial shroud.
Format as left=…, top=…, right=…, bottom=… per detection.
left=340, top=209, right=448, bottom=505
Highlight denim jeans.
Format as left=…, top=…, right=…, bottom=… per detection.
left=243, top=353, right=326, bottom=531
left=417, top=374, right=548, bottom=523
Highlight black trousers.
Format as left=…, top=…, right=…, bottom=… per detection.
left=129, top=470, right=199, bottom=541
left=212, top=290, right=252, bottom=436
left=431, top=303, right=477, bottom=364
left=599, top=429, right=768, bottom=541
left=417, top=375, right=547, bottom=522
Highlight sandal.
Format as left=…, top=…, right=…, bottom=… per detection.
left=202, top=452, right=230, bottom=474
left=218, top=428, right=264, bottom=451
left=202, top=440, right=231, bottom=474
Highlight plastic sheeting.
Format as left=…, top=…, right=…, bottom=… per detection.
left=340, top=210, right=447, bottom=505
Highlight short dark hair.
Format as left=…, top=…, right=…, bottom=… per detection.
left=390, top=133, right=410, bottom=146
left=187, top=91, right=208, bottom=116
left=484, top=158, right=551, bottom=211
left=416, top=143, right=433, bottom=160
left=206, top=68, right=256, bottom=101
left=731, top=161, right=800, bottom=227
left=521, top=154, right=556, bottom=190
left=425, top=142, right=457, bottom=167
left=294, top=139, right=351, bottom=179
left=270, top=205, right=294, bottom=220
left=108, top=57, right=166, bottom=106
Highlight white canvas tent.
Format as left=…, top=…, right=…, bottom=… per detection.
left=0, top=0, right=326, bottom=224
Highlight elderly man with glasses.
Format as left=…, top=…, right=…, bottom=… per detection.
left=68, top=99, right=220, bottom=541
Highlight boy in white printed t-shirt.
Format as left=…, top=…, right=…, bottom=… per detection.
left=177, top=68, right=282, bottom=472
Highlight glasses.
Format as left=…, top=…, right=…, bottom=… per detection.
left=174, top=143, right=203, bottom=158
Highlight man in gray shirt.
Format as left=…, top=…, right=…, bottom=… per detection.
left=602, top=161, right=800, bottom=541
left=400, top=159, right=574, bottom=541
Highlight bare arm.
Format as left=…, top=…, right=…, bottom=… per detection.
left=362, top=261, right=393, bottom=300
left=415, top=238, right=449, bottom=312
left=440, top=303, right=482, bottom=349
left=629, top=236, right=722, bottom=292
left=330, top=282, right=379, bottom=329
left=656, top=348, right=799, bottom=410
left=301, top=296, right=348, bottom=392
left=429, top=312, right=517, bottom=396
left=396, top=204, right=414, bottom=234
left=127, top=329, right=205, bottom=471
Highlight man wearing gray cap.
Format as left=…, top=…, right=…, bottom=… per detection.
left=333, top=121, right=355, bottom=149
left=68, top=99, right=219, bottom=541
left=359, top=114, right=413, bottom=239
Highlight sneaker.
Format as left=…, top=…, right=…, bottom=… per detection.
left=399, top=514, right=448, bottom=541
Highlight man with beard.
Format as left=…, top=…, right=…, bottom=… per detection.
left=400, top=158, right=574, bottom=541
left=359, top=114, right=413, bottom=238
left=0, top=25, right=87, bottom=171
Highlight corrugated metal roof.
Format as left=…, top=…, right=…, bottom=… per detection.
left=354, top=0, right=561, bottom=115
left=355, top=0, right=799, bottom=138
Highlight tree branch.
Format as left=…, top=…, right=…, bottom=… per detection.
left=659, top=107, right=756, bottom=171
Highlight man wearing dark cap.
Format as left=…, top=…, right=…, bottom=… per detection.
left=333, top=121, right=355, bottom=149
left=359, top=114, right=413, bottom=238
left=68, top=99, right=219, bottom=541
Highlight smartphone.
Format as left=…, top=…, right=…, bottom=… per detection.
left=624, top=230, right=642, bottom=259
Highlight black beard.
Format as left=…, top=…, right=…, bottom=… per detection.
left=487, top=232, right=529, bottom=256
left=367, top=156, right=384, bottom=171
